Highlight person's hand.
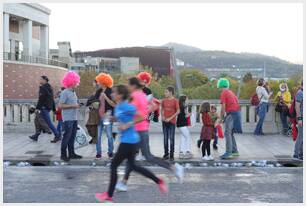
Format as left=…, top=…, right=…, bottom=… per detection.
left=165, top=118, right=171, bottom=123
left=74, top=104, right=81, bottom=109
left=35, top=109, right=40, bottom=114
left=101, top=93, right=107, bottom=99
left=119, top=123, right=130, bottom=131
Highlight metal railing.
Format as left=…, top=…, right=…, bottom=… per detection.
left=3, top=52, right=69, bottom=68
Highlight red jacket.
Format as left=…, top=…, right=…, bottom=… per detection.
left=55, top=107, right=62, bottom=121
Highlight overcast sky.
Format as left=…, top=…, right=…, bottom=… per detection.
left=42, top=3, right=303, bottom=64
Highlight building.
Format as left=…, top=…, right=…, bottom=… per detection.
left=49, top=41, right=72, bottom=66
left=3, top=3, right=68, bottom=99
left=74, top=47, right=172, bottom=76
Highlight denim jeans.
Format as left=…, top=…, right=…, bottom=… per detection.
left=162, top=122, right=176, bottom=156
left=280, top=111, right=289, bottom=133
left=124, top=131, right=172, bottom=181
left=254, top=102, right=268, bottom=135
left=40, top=108, right=60, bottom=138
left=61, top=120, right=77, bottom=157
left=57, top=120, right=63, bottom=138
left=96, top=119, right=113, bottom=155
left=294, top=125, right=303, bottom=158
left=224, top=114, right=238, bottom=153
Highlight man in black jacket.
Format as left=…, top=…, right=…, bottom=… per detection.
left=31, top=76, right=61, bottom=142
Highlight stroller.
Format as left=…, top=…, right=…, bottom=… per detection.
left=28, top=106, right=52, bottom=141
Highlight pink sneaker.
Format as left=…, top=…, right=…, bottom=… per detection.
left=95, top=192, right=113, bottom=203
left=158, top=178, right=168, bottom=194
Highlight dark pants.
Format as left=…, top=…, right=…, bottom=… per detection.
left=213, top=128, right=218, bottom=146
left=202, top=140, right=211, bottom=156
left=61, top=120, right=77, bottom=157
left=57, top=120, right=63, bottom=138
left=108, top=143, right=159, bottom=197
left=124, top=131, right=171, bottom=181
left=280, top=111, right=289, bottom=133
left=40, top=108, right=60, bottom=138
left=162, top=122, right=176, bottom=156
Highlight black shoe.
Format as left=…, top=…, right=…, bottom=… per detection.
left=89, top=139, right=93, bottom=144
left=69, top=154, right=82, bottom=159
left=108, top=153, right=114, bottom=159
left=61, top=156, right=70, bottom=162
left=163, top=154, right=169, bottom=160
left=29, top=135, right=38, bottom=141
left=213, top=144, right=218, bottom=150
left=170, top=155, right=174, bottom=161
left=50, top=137, right=61, bottom=143
left=197, top=139, right=202, bottom=148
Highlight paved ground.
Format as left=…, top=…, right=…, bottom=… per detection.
left=3, top=166, right=302, bottom=203
left=4, top=131, right=296, bottom=163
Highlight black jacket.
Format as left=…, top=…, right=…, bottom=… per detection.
left=36, top=83, right=56, bottom=111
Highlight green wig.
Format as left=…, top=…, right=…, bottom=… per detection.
left=217, top=78, right=230, bottom=89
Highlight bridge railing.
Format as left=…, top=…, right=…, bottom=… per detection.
left=3, top=99, right=283, bottom=133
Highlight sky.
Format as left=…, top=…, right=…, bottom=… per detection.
left=42, top=3, right=303, bottom=64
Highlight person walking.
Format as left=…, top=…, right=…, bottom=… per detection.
left=35, top=75, right=61, bottom=142
left=161, top=86, right=180, bottom=161
left=95, top=73, right=116, bottom=159
left=177, top=95, right=193, bottom=159
left=210, top=105, right=220, bottom=150
left=59, top=71, right=82, bottom=162
left=115, top=77, right=183, bottom=192
left=275, top=83, right=291, bottom=135
left=217, top=78, right=242, bottom=159
left=95, top=85, right=168, bottom=203
left=254, top=78, right=273, bottom=136
left=293, top=81, right=303, bottom=160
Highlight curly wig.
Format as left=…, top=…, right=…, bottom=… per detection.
left=137, top=72, right=152, bottom=85
left=217, top=78, right=230, bottom=89
left=95, top=73, right=113, bottom=88
left=61, top=71, right=80, bottom=88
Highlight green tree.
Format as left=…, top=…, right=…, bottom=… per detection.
left=179, top=69, right=208, bottom=88
left=243, top=72, right=253, bottom=83
left=75, top=70, right=99, bottom=98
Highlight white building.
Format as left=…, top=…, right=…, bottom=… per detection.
left=3, top=3, right=50, bottom=59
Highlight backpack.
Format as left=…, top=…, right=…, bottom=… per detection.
left=250, top=93, right=260, bottom=106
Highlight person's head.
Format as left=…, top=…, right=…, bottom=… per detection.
left=200, top=102, right=210, bottom=113
left=40, top=75, right=49, bottom=85
left=111, top=84, right=130, bottom=103
left=257, top=78, right=265, bottom=86
left=217, top=78, right=230, bottom=89
left=95, top=73, right=113, bottom=89
left=165, top=86, right=175, bottom=98
left=128, top=77, right=143, bottom=92
left=211, top=105, right=217, bottom=113
left=279, top=83, right=288, bottom=92
left=61, top=71, right=80, bottom=89
left=179, top=95, right=188, bottom=108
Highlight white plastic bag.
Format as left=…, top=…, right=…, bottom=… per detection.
left=74, top=125, right=90, bottom=150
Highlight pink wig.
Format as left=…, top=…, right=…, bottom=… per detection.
left=137, top=72, right=152, bottom=85
left=61, top=71, right=80, bottom=88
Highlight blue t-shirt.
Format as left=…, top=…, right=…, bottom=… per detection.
left=296, top=89, right=303, bottom=117
left=115, top=101, right=139, bottom=144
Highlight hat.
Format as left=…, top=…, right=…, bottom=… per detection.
left=95, top=73, right=113, bottom=88
left=217, top=78, right=230, bottom=89
left=61, top=71, right=80, bottom=88
left=137, top=72, right=152, bottom=85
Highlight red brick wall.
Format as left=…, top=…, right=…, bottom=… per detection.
left=4, top=62, right=68, bottom=99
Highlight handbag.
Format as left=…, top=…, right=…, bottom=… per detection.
left=187, top=116, right=191, bottom=126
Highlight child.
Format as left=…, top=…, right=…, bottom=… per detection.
left=95, top=85, right=168, bottom=203
left=161, top=86, right=180, bottom=161
left=210, top=105, right=220, bottom=150
left=177, top=95, right=193, bottom=159
left=200, top=102, right=214, bottom=161
left=28, top=106, right=52, bottom=141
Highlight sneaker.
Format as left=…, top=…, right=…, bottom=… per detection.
left=29, top=135, right=38, bottom=142
left=174, top=163, right=184, bottom=183
left=213, top=144, right=218, bottom=150
left=185, top=151, right=193, bottom=159
left=95, top=154, right=102, bottom=159
left=115, top=181, right=127, bottom=192
left=179, top=152, right=184, bottom=159
left=50, top=137, right=61, bottom=143
left=197, top=139, right=202, bottom=148
left=95, top=192, right=113, bottom=203
left=60, top=156, right=70, bottom=162
left=158, top=178, right=168, bottom=194
left=207, top=155, right=214, bottom=161
left=232, top=152, right=240, bottom=157
left=202, top=156, right=209, bottom=161
left=220, top=152, right=233, bottom=159
left=70, top=154, right=82, bottom=159
left=163, top=154, right=169, bottom=160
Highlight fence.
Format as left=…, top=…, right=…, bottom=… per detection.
left=3, top=99, right=283, bottom=134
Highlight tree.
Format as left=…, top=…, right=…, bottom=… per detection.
left=179, top=69, right=208, bottom=88
left=243, top=72, right=253, bottom=83
left=75, top=70, right=99, bottom=98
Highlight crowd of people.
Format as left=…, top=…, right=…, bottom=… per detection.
left=28, top=71, right=303, bottom=202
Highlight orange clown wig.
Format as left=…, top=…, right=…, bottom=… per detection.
left=137, top=72, right=152, bottom=85
left=95, top=73, right=113, bottom=88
